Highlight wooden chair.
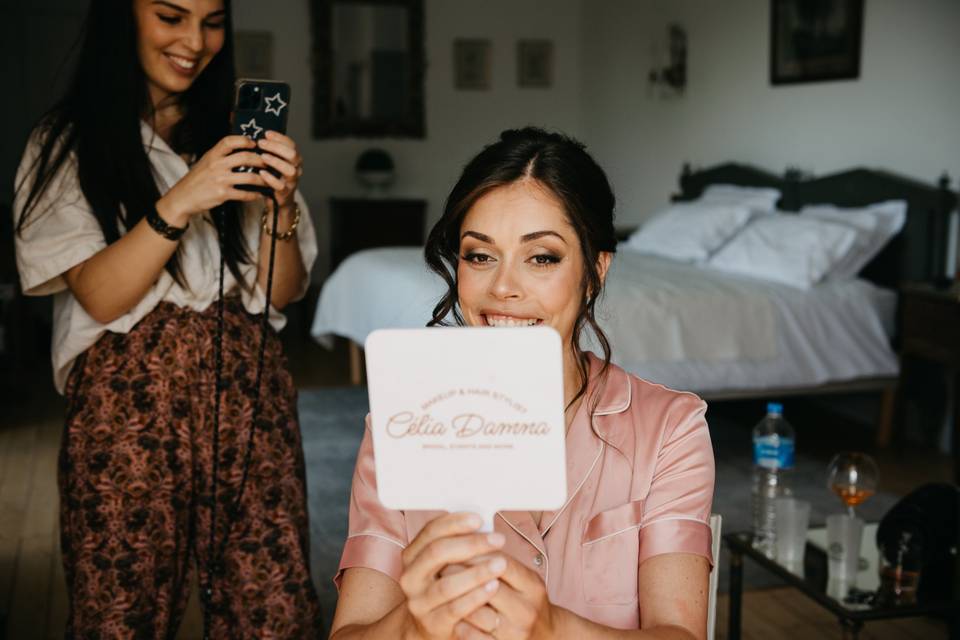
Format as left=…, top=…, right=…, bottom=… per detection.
left=707, top=513, right=723, bottom=640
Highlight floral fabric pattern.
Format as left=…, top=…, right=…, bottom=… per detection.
left=59, top=301, right=322, bottom=639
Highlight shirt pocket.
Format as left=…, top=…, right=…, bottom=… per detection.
left=580, top=499, right=643, bottom=605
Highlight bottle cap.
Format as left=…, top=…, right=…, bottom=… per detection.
left=767, top=402, right=783, bottom=416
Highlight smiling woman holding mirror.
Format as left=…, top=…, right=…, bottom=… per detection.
left=329, top=128, right=716, bottom=640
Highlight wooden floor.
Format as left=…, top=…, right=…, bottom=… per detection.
left=0, top=308, right=954, bottom=639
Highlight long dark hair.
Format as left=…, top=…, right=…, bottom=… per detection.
left=14, top=0, right=249, bottom=286
left=424, top=127, right=618, bottom=408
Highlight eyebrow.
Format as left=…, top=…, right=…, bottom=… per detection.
left=460, top=230, right=567, bottom=245
left=152, top=1, right=226, bottom=17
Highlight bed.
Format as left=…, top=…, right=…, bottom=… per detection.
left=310, top=163, right=957, bottom=442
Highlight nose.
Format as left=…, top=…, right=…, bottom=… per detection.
left=182, top=22, right=204, bottom=54
left=489, top=263, right=522, bottom=301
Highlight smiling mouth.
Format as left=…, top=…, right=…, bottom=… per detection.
left=483, top=314, right=543, bottom=327
left=165, top=53, right=198, bottom=72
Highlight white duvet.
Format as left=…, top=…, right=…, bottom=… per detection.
left=310, top=247, right=897, bottom=393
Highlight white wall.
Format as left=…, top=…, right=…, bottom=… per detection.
left=581, top=0, right=960, bottom=227
left=233, top=0, right=584, bottom=279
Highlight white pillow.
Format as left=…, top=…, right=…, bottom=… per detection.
left=800, top=200, right=907, bottom=279
left=706, top=214, right=858, bottom=289
left=624, top=202, right=753, bottom=263
left=700, top=184, right=782, bottom=214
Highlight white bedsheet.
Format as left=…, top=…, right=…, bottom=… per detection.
left=310, top=247, right=898, bottom=393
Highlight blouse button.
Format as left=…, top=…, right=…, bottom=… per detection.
left=533, top=553, right=544, bottom=567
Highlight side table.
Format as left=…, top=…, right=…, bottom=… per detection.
left=725, top=529, right=959, bottom=640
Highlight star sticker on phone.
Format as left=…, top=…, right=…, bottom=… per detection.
left=264, top=92, right=288, bottom=116
left=240, top=117, right=264, bottom=140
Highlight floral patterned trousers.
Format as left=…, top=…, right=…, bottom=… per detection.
left=59, top=301, right=323, bottom=639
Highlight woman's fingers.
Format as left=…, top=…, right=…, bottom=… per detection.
left=224, top=187, right=263, bottom=202
left=259, top=151, right=298, bottom=178
left=216, top=135, right=257, bottom=155
left=418, top=556, right=506, bottom=614
left=463, top=605, right=500, bottom=633
left=455, top=620, right=496, bottom=640
left=258, top=169, right=285, bottom=192
left=260, top=130, right=298, bottom=157
left=491, top=553, right=543, bottom=595
left=421, top=578, right=500, bottom=635
left=223, top=151, right=268, bottom=170
left=403, top=531, right=506, bottom=590
left=402, top=513, right=482, bottom=566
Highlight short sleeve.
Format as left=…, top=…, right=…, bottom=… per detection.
left=637, top=395, right=715, bottom=567
left=291, top=190, right=318, bottom=301
left=334, top=415, right=409, bottom=590
left=13, top=133, right=106, bottom=296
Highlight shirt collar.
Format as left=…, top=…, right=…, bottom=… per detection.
left=140, top=119, right=176, bottom=156
left=585, top=352, right=631, bottom=418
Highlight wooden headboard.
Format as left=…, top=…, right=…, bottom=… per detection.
left=673, top=163, right=958, bottom=290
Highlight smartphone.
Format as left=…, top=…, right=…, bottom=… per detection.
left=231, top=78, right=291, bottom=193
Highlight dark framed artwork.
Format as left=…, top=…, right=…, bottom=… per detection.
left=517, top=40, right=553, bottom=88
left=453, top=39, right=491, bottom=90
left=770, top=0, right=864, bottom=85
left=310, top=0, right=426, bottom=139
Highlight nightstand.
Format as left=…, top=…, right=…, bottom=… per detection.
left=895, top=281, right=960, bottom=482
left=328, top=197, right=427, bottom=271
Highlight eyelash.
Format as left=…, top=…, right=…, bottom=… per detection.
left=460, top=252, right=561, bottom=268
left=157, top=14, right=225, bottom=28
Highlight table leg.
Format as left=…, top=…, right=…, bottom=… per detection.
left=840, top=617, right=862, bottom=640
left=348, top=341, right=363, bottom=386
left=953, top=368, right=959, bottom=485
left=728, top=550, right=743, bottom=640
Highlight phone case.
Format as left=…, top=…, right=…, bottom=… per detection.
left=231, top=79, right=291, bottom=193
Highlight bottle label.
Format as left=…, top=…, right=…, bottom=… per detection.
left=753, top=435, right=795, bottom=470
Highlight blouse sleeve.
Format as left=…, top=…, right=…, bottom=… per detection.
left=637, top=394, right=715, bottom=567
left=290, top=190, right=318, bottom=302
left=13, top=134, right=107, bottom=297
left=334, top=415, right=409, bottom=589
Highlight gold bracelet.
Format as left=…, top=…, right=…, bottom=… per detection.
left=261, top=202, right=301, bottom=241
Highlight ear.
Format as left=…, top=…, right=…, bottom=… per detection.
left=596, top=251, right=613, bottom=286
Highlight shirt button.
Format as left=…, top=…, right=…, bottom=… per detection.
left=533, top=553, right=544, bottom=567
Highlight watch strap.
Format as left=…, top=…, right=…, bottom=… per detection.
left=146, top=205, right=187, bottom=241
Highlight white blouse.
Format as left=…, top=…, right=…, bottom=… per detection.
left=13, top=121, right=318, bottom=393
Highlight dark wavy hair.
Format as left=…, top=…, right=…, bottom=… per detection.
left=424, top=127, right=617, bottom=408
left=15, top=0, right=249, bottom=287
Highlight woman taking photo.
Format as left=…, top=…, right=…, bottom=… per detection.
left=14, top=1, right=322, bottom=637
left=330, top=127, right=716, bottom=640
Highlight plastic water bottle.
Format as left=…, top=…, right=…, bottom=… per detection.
left=751, top=402, right=795, bottom=557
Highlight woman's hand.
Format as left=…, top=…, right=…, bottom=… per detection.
left=399, top=512, right=508, bottom=640
left=255, top=130, right=303, bottom=211
left=155, top=135, right=268, bottom=227
left=468, top=555, right=558, bottom=640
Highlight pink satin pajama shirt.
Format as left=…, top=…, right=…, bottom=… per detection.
left=336, top=353, right=716, bottom=629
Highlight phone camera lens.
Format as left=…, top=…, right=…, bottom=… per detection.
left=238, top=84, right=261, bottom=110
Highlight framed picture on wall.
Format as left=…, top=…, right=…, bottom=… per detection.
left=770, top=0, right=864, bottom=85
left=234, top=30, right=274, bottom=79
left=453, top=39, right=491, bottom=90
left=517, top=40, right=553, bottom=88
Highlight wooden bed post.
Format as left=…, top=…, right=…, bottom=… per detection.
left=876, top=382, right=897, bottom=447
left=348, top=341, right=364, bottom=386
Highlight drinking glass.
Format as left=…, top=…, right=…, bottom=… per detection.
left=826, top=452, right=879, bottom=517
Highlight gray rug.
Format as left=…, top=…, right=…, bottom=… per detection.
left=298, top=387, right=899, bottom=622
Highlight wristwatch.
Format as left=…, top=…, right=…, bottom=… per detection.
left=146, top=205, right=187, bottom=241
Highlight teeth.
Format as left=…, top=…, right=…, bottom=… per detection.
left=168, top=55, right=196, bottom=69
left=485, top=315, right=539, bottom=328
